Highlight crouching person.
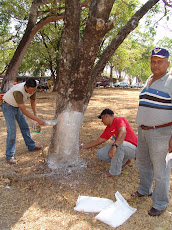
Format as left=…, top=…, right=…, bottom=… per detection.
left=81, top=109, right=137, bottom=176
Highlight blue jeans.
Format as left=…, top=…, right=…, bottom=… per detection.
left=136, top=126, right=172, bottom=210
left=1, top=103, right=36, bottom=160
left=96, top=141, right=136, bottom=175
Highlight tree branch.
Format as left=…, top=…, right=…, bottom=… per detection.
left=91, top=0, right=160, bottom=80
left=162, top=0, right=172, bottom=7
left=37, top=10, right=51, bottom=17
left=28, top=14, right=64, bottom=42
left=153, top=4, right=167, bottom=26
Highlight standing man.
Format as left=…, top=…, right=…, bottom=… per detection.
left=132, top=48, right=172, bottom=216
left=1, top=78, right=45, bottom=164
left=81, top=109, right=137, bottom=176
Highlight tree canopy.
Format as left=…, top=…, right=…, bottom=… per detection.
left=0, top=0, right=171, bottom=87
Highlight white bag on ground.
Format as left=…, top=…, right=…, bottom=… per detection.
left=95, top=191, right=137, bottom=228
left=74, top=195, right=114, bottom=213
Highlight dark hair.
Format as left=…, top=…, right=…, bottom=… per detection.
left=98, top=109, right=114, bottom=119
left=25, top=78, right=37, bottom=88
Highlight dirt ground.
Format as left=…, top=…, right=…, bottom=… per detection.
left=0, top=88, right=172, bottom=230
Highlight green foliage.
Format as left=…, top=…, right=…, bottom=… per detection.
left=0, top=0, right=64, bottom=75
left=0, top=0, right=31, bottom=24
left=108, top=28, right=155, bottom=83
left=0, top=40, right=15, bottom=73
left=0, top=0, right=32, bottom=73
left=108, top=0, right=140, bottom=38
left=157, top=37, right=172, bottom=54
left=19, top=21, right=63, bottom=77
left=157, top=37, right=172, bottom=71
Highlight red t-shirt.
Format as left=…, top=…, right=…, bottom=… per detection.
left=100, top=117, right=137, bottom=146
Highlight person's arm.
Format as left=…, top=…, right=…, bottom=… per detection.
left=30, top=98, right=37, bottom=116
left=108, top=126, right=126, bottom=159
left=13, top=91, right=45, bottom=125
left=81, top=137, right=107, bottom=149
left=169, top=136, right=172, bottom=153
left=18, top=103, right=45, bottom=125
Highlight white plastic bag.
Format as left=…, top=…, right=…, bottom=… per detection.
left=44, top=119, right=57, bottom=126
left=95, top=191, right=137, bottom=228
left=74, top=195, right=114, bottom=213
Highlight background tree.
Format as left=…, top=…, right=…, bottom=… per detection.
left=124, top=30, right=155, bottom=83
left=19, top=22, right=63, bottom=87
left=0, top=0, right=31, bottom=73
left=1, top=0, right=65, bottom=91
left=106, top=29, right=154, bottom=84
left=157, top=37, right=172, bottom=54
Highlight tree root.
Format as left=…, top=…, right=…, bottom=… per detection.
left=0, top=171, right=54, bottom=182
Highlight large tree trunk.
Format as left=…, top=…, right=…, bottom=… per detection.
left=48, top=0, right=115, bottom=169
left=1, top=0, right=160, bottom=170
left=48, top=0, right=160, bottom=169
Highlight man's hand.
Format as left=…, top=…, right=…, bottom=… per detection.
left=108, top=146, right=116, bottom=159
left=169, top=136, right=172, bottom=153
left=80, top=138, right=107, bottom=150
left=37, top=118, right=46, bottom=126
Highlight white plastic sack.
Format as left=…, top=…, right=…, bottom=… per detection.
left=44, top=119, right=57, bottom=126
left=95, top=191, right=137, bottom=228
left=165, top=152, right=172, bottom=167
left=74, top=195, right=114, bottom=213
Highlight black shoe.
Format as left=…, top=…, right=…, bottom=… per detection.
left=148, top=207, right=165, bottom=216
left=131, top=191, right=152, bottom=198
left=31, top=146, right=42, bottom=151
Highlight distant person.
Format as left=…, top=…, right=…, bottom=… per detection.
left=44, top=83, right=49, bottom=91
left=132, top=48, right=172, bottom=216
left=1, top=79, right=45, bottom=164
left=47, top=79, right=52, bottom=91
left=81, top=109, right=137, bottom=176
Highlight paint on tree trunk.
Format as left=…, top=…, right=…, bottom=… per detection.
left=48, top=103, right=84, bottom=170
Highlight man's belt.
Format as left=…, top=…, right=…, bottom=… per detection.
left=141, top=122, right=172, bottom=130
